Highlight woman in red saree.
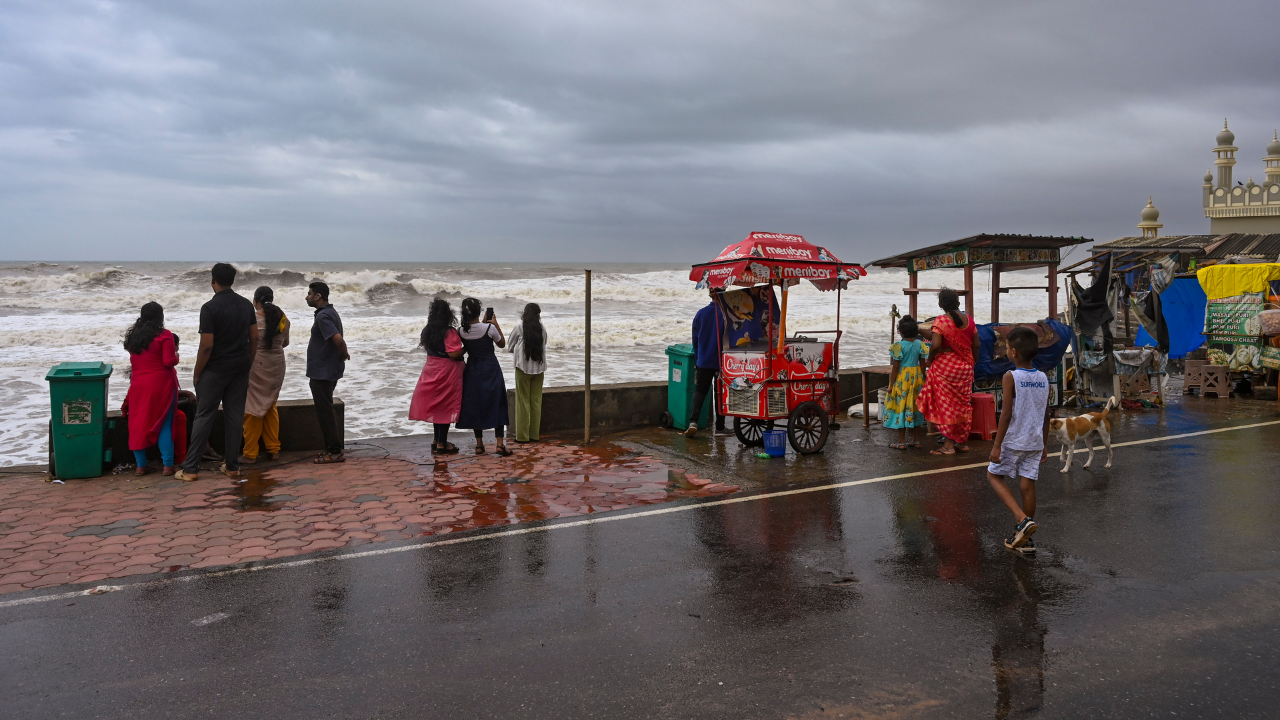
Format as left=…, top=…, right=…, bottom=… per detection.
left=918, top=289, right=980, bottom=455
left=123, top=302, right=180, bottom=475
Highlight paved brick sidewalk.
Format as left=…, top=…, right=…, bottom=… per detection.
left=0, top=440, right=739, bottom=595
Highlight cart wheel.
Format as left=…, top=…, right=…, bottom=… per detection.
left=788, top=401, right=829, bottom=454
left=733, top=417, right=774, bottom=447
left=659, top=411, right=673, bottom=429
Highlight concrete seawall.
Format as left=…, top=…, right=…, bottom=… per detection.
left=71, top=368, right=889, bottom=471
left=504, top=367, right=892, bottom=434
left=104, top=398, right=344, bottom=465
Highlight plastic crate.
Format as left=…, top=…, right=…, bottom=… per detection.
left=762, top=429, right=787, bottom=457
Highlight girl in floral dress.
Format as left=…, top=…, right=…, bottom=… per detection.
left=884, top=316, right=929, bottom=450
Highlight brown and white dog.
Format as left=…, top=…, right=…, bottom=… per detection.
left=1049, top=396, right=1118, bottom=472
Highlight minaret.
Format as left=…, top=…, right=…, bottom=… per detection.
left=1265, top=131, right=1280, bottom=189
left=1215, top=119, right=1237, bottom=188
left=1137, top=197, right=1162, bottom=239
left=1202, top=169, right=1214, bottom=207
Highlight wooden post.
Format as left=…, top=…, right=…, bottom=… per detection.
left=990, top=264, right=1002, bottom=324
left=963, top=265, right=975, bottom=317
left=584, top=269, right=591, bottom=444
left=1047, top=264, right=1059, bottom=321
left=908, top=269, right=918, bottom=318
left=862, top=370, right=870, bottom=429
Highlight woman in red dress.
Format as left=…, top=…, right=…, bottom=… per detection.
left=123, top=302, right=180, bottom=475
left=918, top=289, right=980, bottom=455
left=409, top=298, right=466, bottom=454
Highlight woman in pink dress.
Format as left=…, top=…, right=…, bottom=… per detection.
left=123, top=302, right=180, bottom=475
left=409, top=298, right=466, bottom=454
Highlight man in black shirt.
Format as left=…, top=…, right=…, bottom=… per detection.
left=306, top=281, right=349, bottom=463
left=175, top=263, right=258, bottom=481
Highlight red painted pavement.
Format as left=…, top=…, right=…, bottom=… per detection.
left=0, top=441, right=739, bottom=595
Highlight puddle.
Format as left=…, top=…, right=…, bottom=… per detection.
left=229, top=473, right=286, bottom=512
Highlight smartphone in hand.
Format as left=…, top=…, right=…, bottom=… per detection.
left=484, top=307, right=495, bottom=323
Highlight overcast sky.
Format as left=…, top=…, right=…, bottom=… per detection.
left=2, top=0, right=1278, bottom=263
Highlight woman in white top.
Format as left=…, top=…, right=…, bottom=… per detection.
left=506, top=303, right=548, bottom=442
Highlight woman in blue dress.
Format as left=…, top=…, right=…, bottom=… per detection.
left=456, top=297, right=513, bottom=456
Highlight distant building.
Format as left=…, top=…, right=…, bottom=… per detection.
left=1203, top=120, right=1280, bottom=233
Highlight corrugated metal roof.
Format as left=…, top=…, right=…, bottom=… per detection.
left=871, top=234, right=1090, bottom=268
left=1092, top=233, right=1280, bottom=259
left=1091, top=235, right=1219, bottom=252
left=1205, top=234, right=1280, bottom=259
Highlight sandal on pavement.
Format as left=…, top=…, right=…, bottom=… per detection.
left=173, top=469, right=198, bottom=482
left=135, top=466, right=151, bottom=476
left=474, top=444, right=486, bottom=456
left=433, top=442, right=460, bottom=455
left=930, top=448, right=956, bottom=456
left=494, top=446, right=514, bottom=457
left=161, top=466, right=175, bottom=476
left=955, top=445, right=971, bottom=453
left=889, top=443, right=910, bottom=450
left=313, top=452, right=346, bottom=464
left=219, top=463, right=242, bottom=479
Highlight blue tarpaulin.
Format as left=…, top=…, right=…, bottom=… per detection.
left=1135, top=325, right=1156, bottom=348
left=1156, top=277, right=1207, bottom=359
left=974, top=318, right=1073, bottom=381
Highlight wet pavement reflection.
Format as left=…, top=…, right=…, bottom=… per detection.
left=1, top=391, right=1279, bottom=717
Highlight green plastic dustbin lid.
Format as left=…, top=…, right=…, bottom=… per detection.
left=665, top=343, right=695, bottom=358
left=46, top=362, right=114, bottom=381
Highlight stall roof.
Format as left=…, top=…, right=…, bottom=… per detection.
left=870, top=234, right=1090, bottom=268
left=1082, top=233, right=1280, bottom=266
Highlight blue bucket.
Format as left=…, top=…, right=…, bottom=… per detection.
left=762, top=429, right=787, bottom=457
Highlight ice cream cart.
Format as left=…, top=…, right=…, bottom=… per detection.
left=690, top=232, right=866, bottom=454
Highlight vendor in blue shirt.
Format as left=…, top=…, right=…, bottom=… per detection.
left=684, top=289, right=727, bottom=437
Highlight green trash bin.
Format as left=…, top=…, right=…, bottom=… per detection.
left=663, top=344, right=710, bottom=431
left=46, top=362, right=114, bottom=479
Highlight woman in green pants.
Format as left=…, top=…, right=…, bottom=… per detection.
left=506, top=303, right=547, bottom=442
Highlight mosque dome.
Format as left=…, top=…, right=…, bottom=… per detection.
left=1140, top=197, right=1160, bottom=222
left=1268, top=131, right=1280, bottom=157
left=1217, top=119, right=1235, bottom=146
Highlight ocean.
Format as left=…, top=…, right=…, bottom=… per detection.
left=0, top=261, right=1066, bottom=466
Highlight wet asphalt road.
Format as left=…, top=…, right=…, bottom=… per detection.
left=3, top=397, right=1280, bottom=719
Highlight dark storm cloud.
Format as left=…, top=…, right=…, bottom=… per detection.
left=1, top=0, right=1278, bottom=261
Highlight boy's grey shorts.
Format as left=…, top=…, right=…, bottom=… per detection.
left=988, top=448, right=1042, bottom=481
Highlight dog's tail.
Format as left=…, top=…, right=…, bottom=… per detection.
left=1100, top=395, right=1119, bottom=427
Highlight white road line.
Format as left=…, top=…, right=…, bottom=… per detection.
left=3, top=418, right=1278, bottom=609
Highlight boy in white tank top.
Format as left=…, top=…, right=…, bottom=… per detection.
left=987, top=326, right=1051, bottom=556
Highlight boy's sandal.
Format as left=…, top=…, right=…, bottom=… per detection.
left=889, top=443, right=910, bottom=450
left=930, top=448, right=955, bottom=455
left=494, top=446, right=514, bottom=457
left=314, top=452, right=346, bottom=464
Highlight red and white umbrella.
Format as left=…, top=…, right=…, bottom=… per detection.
left=689, top=232, right=866, bottom=291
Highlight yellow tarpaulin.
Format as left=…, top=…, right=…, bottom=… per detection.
left=1196, top=263, right=1280, bottom=300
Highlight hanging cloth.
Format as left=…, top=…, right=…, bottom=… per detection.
left=1072, top=253, right=1114, bottom=338
left=1197, top=263, right=1280, bottom=300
